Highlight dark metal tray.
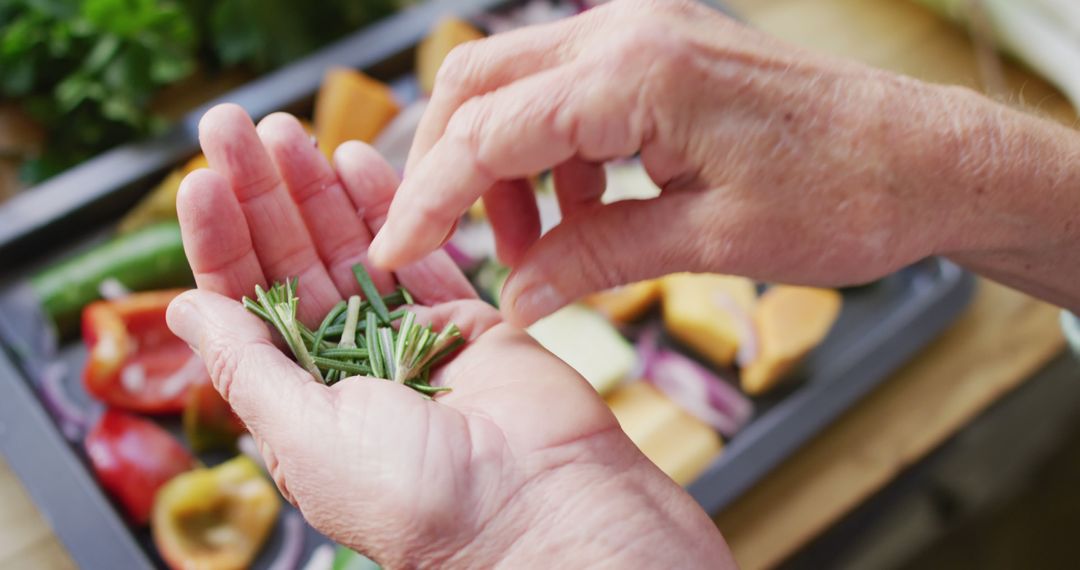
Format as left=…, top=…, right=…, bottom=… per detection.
left=0, top=0, right=973, bottom=567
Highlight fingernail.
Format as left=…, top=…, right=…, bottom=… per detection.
left=166, top=298, right=201, bottom=346
left=368, top=232, right=389, bottom=267
left=508, top=282, right=566, bottom=326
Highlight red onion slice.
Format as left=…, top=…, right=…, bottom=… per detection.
left=710, top=291, right=759, bottom=367
left=268, top=512, right=306, bottom=570
left=640, top=347, right=754, bottom=438
left=38, top=362, right=89, bottom=440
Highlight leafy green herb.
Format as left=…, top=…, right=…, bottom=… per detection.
left=243, top=264, right=460, bottom=397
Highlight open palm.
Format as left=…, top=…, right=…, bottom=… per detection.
left=165, top=104, right=723, bottom=567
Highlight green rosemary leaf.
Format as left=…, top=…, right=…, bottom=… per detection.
left=339, top=295, right=362, bottom=349
left=386, top=308, right=408, bottom=322
left=318, top=347, right=370, bottom=359
left=313, top=300, right=347, bottom=352
left=405, top=381, right=452, bottom=394
left=420, top=335, right=464, bottom=372
left=366, top=312, right=383, bottom=378
left=395, top=312, right=416, bottom=365
left=378, top=327, right=397, bottom=381
left=353, top=263, right=390, bottom=323
left=313, top=357, right=371, bottom=376
left=242, top=297, right=272, bottom=322
left=323, top=323, right=345, bottom=337
left=400, top=287, right=415, bottom=306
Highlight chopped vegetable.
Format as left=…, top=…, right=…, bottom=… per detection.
left=31, top=221, right=192, bottom=336
left=416, top=18, right=485, bottom=95
left=527, top=304, right=636, bottom=395
left=85, top=409, right=197, bottom=525
left=605, top=381, right=723, bottom=485
left=82, top=289, right=208, bottom=414
left=267, top=512, right=305, bottom=570
left=584, top=279, right=661, bottom=322
left=373, top=99, right=428, bottom=173
left=313, top=68, right=399, bottom=159
left=152, top=456, right=280, bottom=570
left=660, top=273, right=757, bottom=367
left=636, top=326, right=754, bottom=437
left=183, top=379, right=246, bottom=452
left=38, top=362, right=88, bottom=441
left=741, top=286, right=842, bottom=395
left=118, top=154, right=208, bottom=233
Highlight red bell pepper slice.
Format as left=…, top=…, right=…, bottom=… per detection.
left=85, top=409, right=197, bottom=525
left=82, top=290, right=208, bottom=414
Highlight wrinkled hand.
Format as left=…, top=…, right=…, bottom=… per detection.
left=166, top=104, right=732, bottom=568
left=368, top=0, right=1016, bottom=324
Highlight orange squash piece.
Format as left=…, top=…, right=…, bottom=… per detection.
left=741, top=286, right=842, bottom=395
left=585, top=280, right=662, bottom=322
left=661, top=273, right=757, bottom=367
left=313, top=67, right=400, bottom=159
left=416, top=18, right=485, bottom=95
left=606, top=381, right=723, bottom=485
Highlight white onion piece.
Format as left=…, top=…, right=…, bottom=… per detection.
left=97, top=278, right=132, bottom=301
left=301, top=544, right=335, bottom=570
left=711, top=291, right=759, bottom=367
left=373, top=99, right=428, bottom=172
left=449, top=222, right=497, bottom=261
left=643, top=349, right=753, bottom=437
left=268, top=512, right=306, bottom=570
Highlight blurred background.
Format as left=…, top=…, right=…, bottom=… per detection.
left=2, top=0, right=1079, bottom=569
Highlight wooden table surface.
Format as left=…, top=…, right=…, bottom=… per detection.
left=0, top=0, right=1075, bottom=568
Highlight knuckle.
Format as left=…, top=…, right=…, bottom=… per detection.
left=564, top=221, right=629, bottom=293
left=205, top=340, right=242, bottom=403
left=434, top=41, right=482, bottom=96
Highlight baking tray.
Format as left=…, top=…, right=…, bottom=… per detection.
left=0, top=0, right=973, bottom=568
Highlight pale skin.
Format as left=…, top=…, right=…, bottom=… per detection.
left=168, top=0, right=1080, bottom=567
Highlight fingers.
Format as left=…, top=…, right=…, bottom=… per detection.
left=199, top=104, right=341, bottom=324
left=255, top=112, right=395, bottom=296
left=406, top=16, right=588, bottom=175
left=176, top=169, right=266, bottom=298
left=552, top=157, right=606, bottom=218
left=370, top=60, right=647, bottom=269
left=166, top=290, right=332, bottom=450
left=333, top=141, right=477, bottom=304
left=405, top=299, right=502, bottom=343
left=481, top=179, right=541, bottom=266
left=500, top=190, right=738, bottom=326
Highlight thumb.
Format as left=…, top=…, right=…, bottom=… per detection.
left=166, top=290, right=330, bottom=449
left=500, top=190, right=740, bottom=326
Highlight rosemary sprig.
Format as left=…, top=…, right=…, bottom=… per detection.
left=243, top=280, right=323, bottom=382
left=242, top=264, right=461, bottom=397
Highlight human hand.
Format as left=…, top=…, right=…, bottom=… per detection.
left=167, top=104, right=734, bottom=568
left=367, top=0, right=1080, bottom=322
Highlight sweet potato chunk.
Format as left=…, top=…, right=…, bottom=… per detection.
left=606, top=382, right=723, bottom=485
left=661, top=273, right=757, bottom=367
left=585, top=279, right=662, bottom=322
left=417, top=18, right=485, bottom=95
left=741, top=286, right=842, bottom=395
left=313, top=68, right=399, bottom=159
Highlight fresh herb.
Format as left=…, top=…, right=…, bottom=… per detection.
left=243, top=264, right=461, bottom=397
left=1, top=0, right=401, bottom=184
